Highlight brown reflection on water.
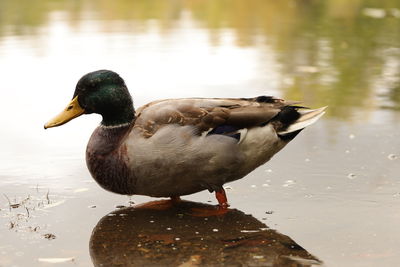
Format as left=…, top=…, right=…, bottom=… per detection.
left=90, top=200, right=321, bottom=266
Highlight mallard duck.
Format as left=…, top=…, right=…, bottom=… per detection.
left=44, top=70, right=325, bottom=208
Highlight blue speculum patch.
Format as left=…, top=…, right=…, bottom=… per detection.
left=207, top=125, right=241, bottom=141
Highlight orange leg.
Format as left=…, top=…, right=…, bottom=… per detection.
left=215, top=188, right=229, bottom=209
left=189, top=188, right=229, bottom=217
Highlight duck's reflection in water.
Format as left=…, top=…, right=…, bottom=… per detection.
left=90, top=200, right=321, bottom=267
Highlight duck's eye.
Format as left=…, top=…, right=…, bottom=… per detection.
left=67, top=105, right=74, bottom=111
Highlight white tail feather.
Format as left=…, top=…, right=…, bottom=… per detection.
left=278, top=106, right=327, bottom=135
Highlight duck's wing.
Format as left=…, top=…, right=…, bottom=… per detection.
left=134, top=96, right=324, bottom=140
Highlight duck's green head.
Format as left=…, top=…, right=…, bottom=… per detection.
left=44, top=70, right=135, bottom=129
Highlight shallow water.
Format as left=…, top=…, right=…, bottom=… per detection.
left=1, top=0, right=400, bottom=266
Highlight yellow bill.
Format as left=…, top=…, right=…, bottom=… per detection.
left=44, top=96, right=85, bottom=129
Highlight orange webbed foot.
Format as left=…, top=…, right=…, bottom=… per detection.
left=134, top=196, right=181, bottom=211
left=189, top=188, right=230, bottom=217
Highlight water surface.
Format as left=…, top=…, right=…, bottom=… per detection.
left=0, top=1, right=399, bottom=266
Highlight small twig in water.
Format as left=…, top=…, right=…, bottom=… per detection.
left=3, top=194, right=22, bottom=209
left=43, top=233, right=56, bottom=240
left=46, top=190, right=50, bottom=204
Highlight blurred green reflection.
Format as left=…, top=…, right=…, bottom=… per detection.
left=0, top=0, right=399, bottom=117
